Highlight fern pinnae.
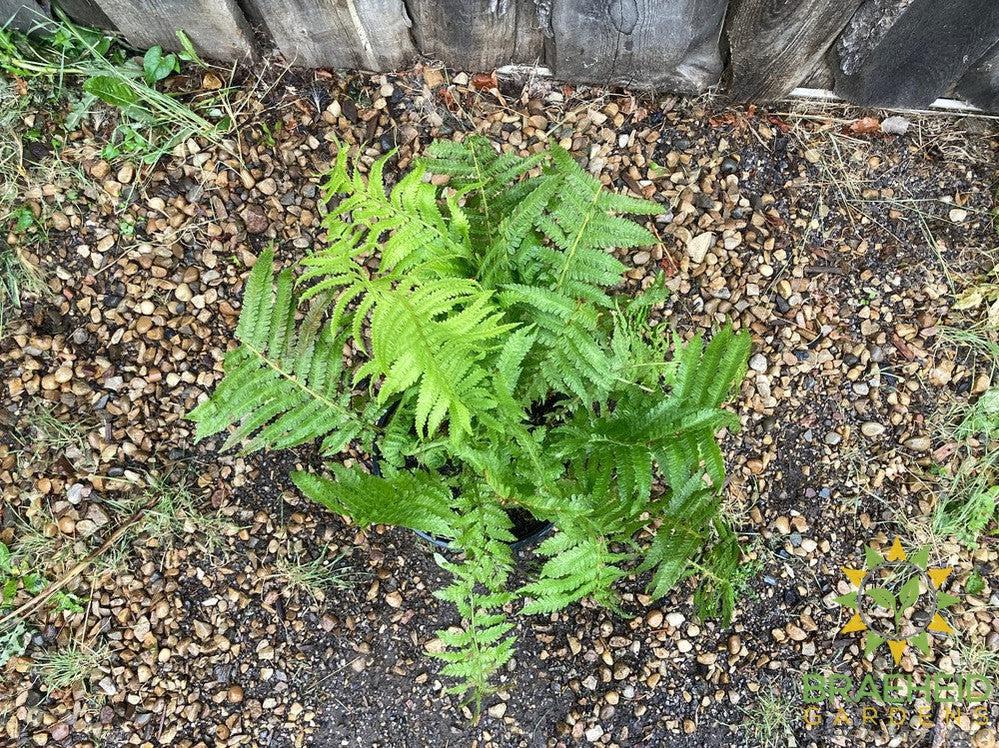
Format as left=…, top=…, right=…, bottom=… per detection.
left=430, top=490, right=516, bottom=710
left=190, top=139, right=752, bottom=706
left=235, top=246, right=280, bottom=344
left=553, top=181, right=605, bottom=292
left=189, top=250, right=362, bottom=454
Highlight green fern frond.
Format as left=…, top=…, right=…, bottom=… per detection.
left=319, top=145, right=471, bottom=278
left=498, top=283, right=614, bottom=402
left=359, top=279, right=516, bottom=438
left=691, top=521, right=742, bottom=625
left=303, top=147, right=524, bottom=440
left=188, top=249, right=361, bottom=455
left=477, top=175, right=561, bottom=289
left=495, top=326, right=536, bottom=395
left=520, top=527, right=629, bottom=615
left=430, top=490, right=516, bottom=712
left=542, top=145, right=659, bottom=291
left=291, top=467, right=459, bottom=538
left=639, top=479, right=720, bottom=600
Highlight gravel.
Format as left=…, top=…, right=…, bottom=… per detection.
left=1, top=62, right=997, bottom=747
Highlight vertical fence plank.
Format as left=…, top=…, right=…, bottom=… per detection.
left=93, top=0, right=255, bottom=59
left=546, top=0, right=726, bottom=91
left=0, top=1, right=45, bottom=31
left=243, top=0, right=414, bottom=70
left=58, top=0, right=115, bottom=29
left=957, top=43, right=999, bottom=110
left=407, top=0, right=542, bottom=70
left=726, top=0, right=862, bottom=101
left=834, top=0, right=999, bottom=108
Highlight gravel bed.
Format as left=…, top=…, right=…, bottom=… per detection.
left=1, top=64, right=997, bottom=747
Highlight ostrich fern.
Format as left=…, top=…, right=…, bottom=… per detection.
left=189, top=137, right=751, bottom=710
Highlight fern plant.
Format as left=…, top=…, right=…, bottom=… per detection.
left=189, top=137, right=751, bottom=710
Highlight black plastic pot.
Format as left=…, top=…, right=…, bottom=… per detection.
left=368, top=454, right=554, bottom=551
left=413, top=508, right=554, bottom=552
left=368, top=399, right=556, bottom=551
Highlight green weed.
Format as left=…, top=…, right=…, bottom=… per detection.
left=929, top=387, right=999, bottom=546
left=741, top=686, right=798, bottom=748
left=931, top=456, right=997, bottom=548
left=0, top=15, right=227, bottom=164
left=965, top=571, right=985, bottom=597
left=0, top=620, right=31, bottom=667
left=35, top=641, right=108, bottom=690
left=273, top=548, right=362, bottom=601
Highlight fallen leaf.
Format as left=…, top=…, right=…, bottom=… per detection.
left=438, top=87, right=456, bottom=111
left=890, top=333, right=914, bottom=361
left=988, top=298, right=999, bottom=329
left=202, top=72, right=223, bottom=90
left=422, top=67, right=444, bottom=89
left=471, top=72, right=497, bottom=90
left=848, top=116, right=881, bottom=134
left=709, top=111, right=739, bottom=127
left=766, top=114, right=790, bottom=133
left=953, top=287, right=985, bottom=310
left=658, top=251, right=680, bottom=277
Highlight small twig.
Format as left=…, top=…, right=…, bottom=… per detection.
left=302, top=655, right=362, bottom=696
left=0, top=496, right=158, bottom=629
left=77, top=574, right=96, bottom=647
left=929, top=703, right=948, bottom=748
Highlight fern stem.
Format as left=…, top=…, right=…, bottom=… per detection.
left=611, top=373, right=655, bottom=394
left=555, top=184, right=604, bottom=292
left=241, top=339, right=359, bottom=426
left=686, top=558, right=731, bottom=588
left=467, top=144, right=496, bottom=248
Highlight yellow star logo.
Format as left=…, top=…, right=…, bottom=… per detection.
left=835, top=537, right=958, bottom=665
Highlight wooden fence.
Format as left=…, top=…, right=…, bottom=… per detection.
left=3, top=0, right=999, bottom=110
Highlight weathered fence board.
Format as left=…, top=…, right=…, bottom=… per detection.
left=726, top=0, right=862, bottom=101
left=834, top=0, right=999, bottom=107
left=408, top=0, right=542, bottom=69
left=545, top=0, right=726, bottom=91
left=957, top=43, right=999, bottom=110
left=34, top=0, right=999, bottom=111
left=0, top=0, right=44, bottom=30
left=94, top=0, right=254, bottom=59
left=57, top=0, right=115, bottom=29
left=244, top=0, right=414, bottom=70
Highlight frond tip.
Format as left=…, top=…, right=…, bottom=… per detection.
left=187, top=248, right=361, bottom=455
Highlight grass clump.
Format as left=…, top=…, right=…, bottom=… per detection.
left=742, top=686, right=798, bottom=747
left=931, top=244, right=999, bottom=547
left=273, top=547, right=363, bottom=601
left=0, top=78, right=47, bottom=335
left=930, top=391, right=999, bottom=547
left=98, top=473, right=235, bottom=570
left=0, top=14, right=225, bottom=164
left=12, top=399, right=91, bottom=472
left=34, top=641, right=108, bottom=691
